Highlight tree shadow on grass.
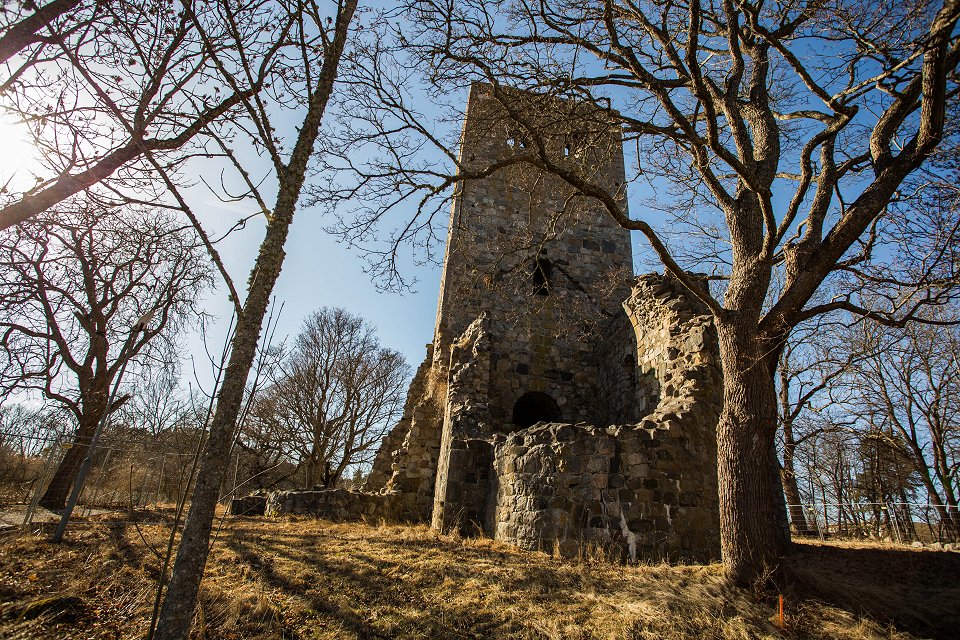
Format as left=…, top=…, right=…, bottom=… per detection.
left=224, top=532, right=394, bottom=639
left=788, top=541, right=960, bottom=639
left=219, top=521, right=960, bottom=639
left=223, top=528, right=564, bottom=639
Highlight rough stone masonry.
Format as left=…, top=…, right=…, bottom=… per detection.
left=262, top=83, right=722, bottom=563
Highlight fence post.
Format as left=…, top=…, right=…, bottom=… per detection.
left=154, top=454, right=165, bottom=508
left=22, top=435, right=64, bottom=528
left=138, top=461, right=150, bottom=509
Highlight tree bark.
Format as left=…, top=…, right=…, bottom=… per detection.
left=154, top=208, right=295, bottom=640
left=39, top=382, right=108, bottom=510
left=0, top=0, right=81, bottom=67
left=715, top=316, right=792, bottom=586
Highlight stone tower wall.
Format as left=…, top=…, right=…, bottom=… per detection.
left=432, top=83, right=633, bottom=428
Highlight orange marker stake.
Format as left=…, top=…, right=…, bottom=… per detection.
left=778, top=594, right=785, bottom=629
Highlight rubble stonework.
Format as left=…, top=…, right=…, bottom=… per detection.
left=266, top=488, right=402, bottom=521
left=362, top=343, right=448, bottom=520
left=489, top=274, right=722, bottom=561
left=266, top=83, right=722, bottom=562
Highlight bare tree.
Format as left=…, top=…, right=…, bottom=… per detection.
left=318, top=0, right=960, bottom=583
left=0, top=0, right=268, bottom=234
left=151, top=2, right=359, bottom=637
left=118, top=359, right=196, bottom=440
left=855, top=429, right=923, bottom=539
left=253, top=307, right=408, bottom=489
left=0, top=202, right=211, bottom=509
left=776, top=175, right=960, bottom=535
left=0, top=403, right=63, bottom=501
left=777, top=324, right=841, bottom=535
left=237, top=391, right=298, bottom=490
left=844, top=310, right=960, bottom=537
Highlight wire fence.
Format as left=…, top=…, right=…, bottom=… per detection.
left=2, top=430, right=218, bottom=527
left=786, top=501, right=960, bottom=545
left=2, top=430, right=325, bottom=529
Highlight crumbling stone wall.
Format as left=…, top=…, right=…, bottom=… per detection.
left=266, top=488, right=403, bottom=521
left=230, top=495, right=267, bottom=516
left=365, top=344, right=434, bottom=491
left=432, top=314, right=494, bottom=531
left=594, top=306, right=647, bottom=426
left=363, top=344, right=447, bottom=520
left=488, top=273, right=722, bottom=562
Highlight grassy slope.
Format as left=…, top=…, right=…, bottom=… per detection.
left=0, top=515, right=958, bottom=639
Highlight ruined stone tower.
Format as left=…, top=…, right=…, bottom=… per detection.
left=268, top=83, right=723, bottom=563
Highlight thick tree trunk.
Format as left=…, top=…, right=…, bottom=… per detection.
left=304, top=457, right=319, bottom=489
left=38, top=412, right=100, bottom=510
left=715, top=317, right=792, bottom=586
left=38, top=428, right=88, bottom=509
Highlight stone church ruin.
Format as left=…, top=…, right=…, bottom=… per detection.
left=262, top=83, right=722, bottom=562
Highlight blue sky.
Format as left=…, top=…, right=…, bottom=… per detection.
left=184, top=194, right=446, bottom=392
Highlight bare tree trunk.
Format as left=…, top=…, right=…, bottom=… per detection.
left=154, top=208, right=296, bottom=640
left=716, top=317, right=791, bottom=586
left=38, top=396, right=105, bottom=509
left=37, top=423, right=91, bottom=509
left=779, top=399, right=814, bottom=536
left=152, top=4, right=357, bottom=637
left=0, top=0, right=81, bottom=66
left=911, top=462, right=960, bottom=540
left=775, top=336, right=837, bottom=538
left=780, top=444, right=813, bottom=536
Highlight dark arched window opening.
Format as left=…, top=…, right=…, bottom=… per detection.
left=532, top=257, right=552, bottom=296
left=512, top=392, right=561, bottom=428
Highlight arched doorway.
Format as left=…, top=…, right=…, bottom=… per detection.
left=511, top=392, right=561, bottom=428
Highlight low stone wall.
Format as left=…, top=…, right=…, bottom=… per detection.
left=265, top=488, right=406, bottom=522
left=491, top=422, right=719, bottom=562
left=230, top=495, right=267, bottom=516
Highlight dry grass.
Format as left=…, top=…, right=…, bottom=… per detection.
left=0, top=513, right=957, bottom=639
